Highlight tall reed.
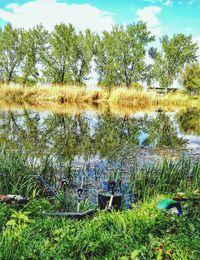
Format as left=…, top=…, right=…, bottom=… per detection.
left=0, top=150, right=72, bottom=197
left=0, top=85, right=197, bottom=108
left=130, top=158, right=200, bottom=199
left=1, top=150, right=199, bottom=199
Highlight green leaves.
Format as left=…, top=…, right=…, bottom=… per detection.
left=41, top=23, right=76, bottom=84
left=19, top=25, right=48, bottom=86
left=189, top=223, right=195, bottom=232
left=0, top=23, right=24, bottom=83
left=6, top=219, right=17, bottom=227
left=180, top=62, right=200, bottom=94
left=95, top=22, right=154, bottom=88
left=151, top=34, right=198, bottom=89
left=0, top=23, right=95, bottom=86
left=1, top=196, right=199, bottom=259
left=0, top=23, right=198, bottom=89
left=41, top=24, right=95, bottom=85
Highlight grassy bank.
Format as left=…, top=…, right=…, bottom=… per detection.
left=0, top=196, right=199, bottom=259
left=0, top=151, right=199, bottom=259
left=0, top=85, right=199, bottom=109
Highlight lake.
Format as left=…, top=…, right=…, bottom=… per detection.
left=0, top=106, right=199, bottom=160
left=0, top=105, right=199, bottom=207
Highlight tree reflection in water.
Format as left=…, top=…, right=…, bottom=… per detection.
left=0, top=109, right=193, bottom=164
left=177, top=108, right=200, bottom=136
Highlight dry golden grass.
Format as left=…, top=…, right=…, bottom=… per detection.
left=0, top=85, right=109, bottom=104
left=0, top=100, right=94, bottom=115
left=109, top=87, right=153, bottom=106
left=0, top=85, right=199, bottom=115
left=0, top=99, right=192, bottom=117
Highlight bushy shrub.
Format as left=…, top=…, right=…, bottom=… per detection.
left=180, top=63, right=200, bottom=94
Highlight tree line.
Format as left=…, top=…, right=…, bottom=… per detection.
left=0, top=22, right=199, bottom=90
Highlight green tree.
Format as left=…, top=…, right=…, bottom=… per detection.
left=41, top=23, right=77, bottom=84
left=19, top=25, right=48, bottom=86
left=95, top=22, right=154, bottom=89
left=149, top=34, right=198, bottom=89
left=70, top=29, right=95, bottom=85
left=180, top=62, right=200, bottom=94
left=41, top=25, right=95, bottom=85
left=0, top=24, right=24, bottom=83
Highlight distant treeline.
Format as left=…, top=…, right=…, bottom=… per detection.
left=0, top=22, right=199, bottom=90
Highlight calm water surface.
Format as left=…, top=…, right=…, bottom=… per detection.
left=1, top=106, right=199, bottom=207
left=0, top=107, right=199, bottom=161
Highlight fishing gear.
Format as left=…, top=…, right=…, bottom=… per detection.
left=76, top=174, right=85, bottom=213
left=46, top=209, right=96, bottom=219
left=157, top=191, right=200, bottom=216
left=105, top=179, right=115, bottom=212
left=61, top=179, right=68, bottom=211
left=157, top=199, right=182, bottom=216
left=38, top=169, right=96, bottom=220
left=37, top=175, right=63, bottom=204
left=98, top=178, right=122, bottom=212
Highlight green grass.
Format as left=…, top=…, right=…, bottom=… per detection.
left=0, top=150, right=73, bottom=197
left=131, top=158, right=200, bottom=199
left=0, top=151, right=199, bottom=259
left=0, top=197, right=199, bottom=259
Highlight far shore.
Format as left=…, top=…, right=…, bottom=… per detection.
left=0, top=85, right=199, bottom=115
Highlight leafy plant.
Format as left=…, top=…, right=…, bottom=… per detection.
left=180, top=62, right=200, bottom=94
left=149, top=34, right=198, bottom=89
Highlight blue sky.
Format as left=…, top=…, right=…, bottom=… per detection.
left=64, top=0, right=200, bottom=35
left=0, top=0, right=199, bottom=37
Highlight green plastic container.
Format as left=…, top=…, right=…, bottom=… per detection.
left=157, top=199, right=182, bottom=215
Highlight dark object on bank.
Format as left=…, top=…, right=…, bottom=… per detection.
left=98, top=179, right=122, bottom=212
left=46, top=209, right=96, bottom=219
left=37, top=175, right=96, bottom=220
left=98, top=192, right=122, bottom=211
left=0, top=195, right=28, bottom=205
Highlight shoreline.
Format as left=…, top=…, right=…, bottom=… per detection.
left=0, top=85, right=199, bottom=115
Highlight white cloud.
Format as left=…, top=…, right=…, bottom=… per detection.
left=5, top=3, right=20, bottom=11
left=0, top=0, right=114, bottom=33
left=136, top=6, right=162, bottom=36
left=136, top=6, right=161, bottom=28
left=164, top=0, right=172, bottom=6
